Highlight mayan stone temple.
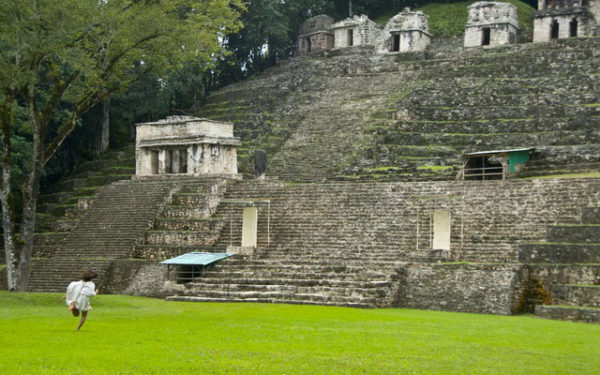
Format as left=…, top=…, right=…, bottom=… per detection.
left=135, top=116, right=240, bottom=178
left=464, top=2, right=519, bottom=47
left=12, top=2, right=600, bottom=325
left=533, top=0, right=599, bottom=42
left=380, top=8, right=432, bottom=53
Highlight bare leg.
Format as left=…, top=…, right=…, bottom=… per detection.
left=76, top=311, right=88, bottom=331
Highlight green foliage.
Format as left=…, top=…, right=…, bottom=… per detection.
left=0, top=0, right=244, bottom=290
left=0, top=293, right=599, bottom=374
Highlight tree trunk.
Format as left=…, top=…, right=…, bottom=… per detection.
left=98, top=95, right=110, bottom=154
left=349, top=0, right=353, bottom=16
left=0, top=96, right=18, bottom=291
left=12, top=97, right=45, bottom=291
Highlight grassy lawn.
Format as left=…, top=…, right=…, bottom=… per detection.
left=0, top=292, right=599, bottom=374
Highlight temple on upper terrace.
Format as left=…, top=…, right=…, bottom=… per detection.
left=296, top=0, right=599, bottom=55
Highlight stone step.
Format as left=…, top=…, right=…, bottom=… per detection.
left=528, top=264, right=600, bottom=285
left=163, top=207, right=212, bottom=219
left=535, top=305, right=600, bottom=324
left=169, top=288, right=386, bottom=306
left=547, top=225, right=600, bottom=243
left=519, top=243, right=600, bottom=263
left=26, top=258, right=113, bottom=293
left=550, top=285, right=600, bottom=308
left=145, top=228, right=223, bottom=246
left=184, top=282, right=390, bottom=298
left=154, top=218, right=225, bottom=231
left=387, top=117, right=600, bottom=136
left=582, top=208, right=600, bottom=224
left=165, top=296, right=373, bottom=308
left=195, top=272, right=393, bottom=284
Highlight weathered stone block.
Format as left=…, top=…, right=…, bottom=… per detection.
left=395, top=263, right=523, bottom=315
left=547, top=225, right=600, bottom=243
left=519, top=243, right=600, bottom=263
left=535, top=305, right=600, bottom=323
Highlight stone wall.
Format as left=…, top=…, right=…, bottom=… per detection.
left=396, top=263, right=524, bottom=314
left=215, top=178, right=600, bottom=263
left=103, top=260, right=173, bottom=297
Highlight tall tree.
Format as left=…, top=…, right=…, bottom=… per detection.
left=0, top=0, right=243, bottom=291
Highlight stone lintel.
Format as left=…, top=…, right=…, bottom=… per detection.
left=534, top=7, right=592, bottom=17
left=139, top=136, right=241, bottom=148
left=388, top=28, right=433, bottom=37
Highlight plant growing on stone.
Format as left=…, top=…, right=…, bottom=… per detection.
left=0, top=0, right=243, bottom=291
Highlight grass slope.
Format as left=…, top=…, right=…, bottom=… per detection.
left=374, top=1, right=535, bottom=38
left=1, top=293, right=599, bottom=374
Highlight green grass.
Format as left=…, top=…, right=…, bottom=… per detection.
left=1, top=293, right=599, bottom=374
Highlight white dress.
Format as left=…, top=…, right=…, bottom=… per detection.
left=65, top=280, right=96, bottom=311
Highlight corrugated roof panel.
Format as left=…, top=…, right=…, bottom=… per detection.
left=160, top=252, right=233, bottom=266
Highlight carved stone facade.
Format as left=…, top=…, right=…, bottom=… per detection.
left=379, top=8, right=431, bottom=53
left=296, top=15, right=335, bottom=56
left=135, top=116, right=240, bottom=178
left=533, top=0, right=598, bottom=42
left=464, top=2, right=519, bottom=47
left=331, top=15, right=382, bottom=48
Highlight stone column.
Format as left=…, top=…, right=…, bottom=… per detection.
left=172, top=149, right=181, bottom=174
left=158, top=149, right=167, bottom=175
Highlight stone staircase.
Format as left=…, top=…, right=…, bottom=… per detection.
left=519, top=207, right=600, bottom=323
left=133, top=179, right=229, bottom=260
left=195, top=38, right=600, bottom=182
left=27, top=178, right=183, bottom=292
left=32, top=146, right=136, bottom=259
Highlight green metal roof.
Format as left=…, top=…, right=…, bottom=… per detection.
left=160, top=252, right=233, bottom=266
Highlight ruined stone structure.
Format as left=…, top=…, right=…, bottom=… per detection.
left=533, top=0, right=599, bottom=42
left=379, top=8, right=431, bottom=53
left=10, top=32, right=600, bottom=324
left=331, top=15, right=382, bottom=48
left=135, top=116, right=240, bottom=178
left=296, top=15, right=335, bottom=56
left=465, top=2, right=519, bottom=47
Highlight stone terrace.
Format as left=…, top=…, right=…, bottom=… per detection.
left=195, top=38, right=600, bottom=181
left=166, top=177, right=600, bottom=309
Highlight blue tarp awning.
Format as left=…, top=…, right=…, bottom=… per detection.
left=160, top=252, right=233, bottom=266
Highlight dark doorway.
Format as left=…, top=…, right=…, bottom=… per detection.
left=180, top=148, right=188, bottom=174
left=482, top=28, right=491, bottom=46
left=305, top=37, right=312, bottom=52
left=348, top=29, right=354, bottom=46
left=165, top=149, right=173, bottom=174
left=151, top=150, right=159, bottom=175
left=550, top=20, right=559, bottom=39
left=392, top=34, right=400, bottom=52
left=569, top=18, right=578, bottom=37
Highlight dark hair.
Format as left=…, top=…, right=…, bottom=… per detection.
left=81, top=269, right=98, bottom=282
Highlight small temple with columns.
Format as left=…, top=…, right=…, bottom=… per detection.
left=135, top=116, right=240, bottom=178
